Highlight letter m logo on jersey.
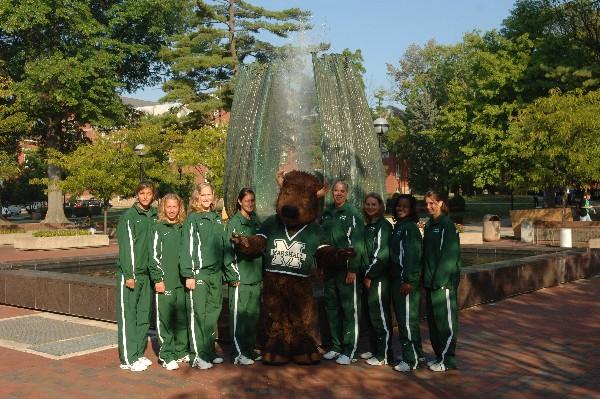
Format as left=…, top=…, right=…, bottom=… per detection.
left=271, top=239, right=307, bottom=269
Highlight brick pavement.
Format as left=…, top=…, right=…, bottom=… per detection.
left=0, top=276, right=598, bottom=398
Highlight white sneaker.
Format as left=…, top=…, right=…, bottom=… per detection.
left=192, top=357, right=213, bottom=370
left=176, top=354, right=190, bottom=363
left=359, top=351, right=373, bottom=360
left=212, top=357, right=224, bottom=364
left=335, top=355, right=356, bottom=365
left=427, top=359, right=439, bottom=367
left=394, top=361, right=416, bottom=372
left=163, top=360, right=179, bottom=371
left=418, top=356, right=427, bottom=363
left=121, top=359, right=147, bottom=372
left=254, top=355, right=262, bottom=361
left=365, top=357, right=386, bottom=366
left=138, top=356, right=152, bottom=367
left=234, top=355, right=255, bottom=365
left=429, top=362, right=447, bottom=372
left=323, top=350, right=341, bottom=360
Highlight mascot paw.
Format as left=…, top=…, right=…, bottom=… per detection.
left=263, top=352, right=290, bottom=366
left=230, top=234, right=250, bottom=249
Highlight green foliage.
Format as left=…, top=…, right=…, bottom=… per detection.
left=161, top=0, right=311, bottom=126
left=508, top=88, right=600, bottom=191
left=32, top=229, right=91, bottom=237
left=170, top=124, right=227, bottom=196
left=0, top=227, right=25, bottom=234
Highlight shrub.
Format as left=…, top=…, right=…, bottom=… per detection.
left=32, top=229, right=92, bottom=238
left=0, top=227, right=26, bottom=234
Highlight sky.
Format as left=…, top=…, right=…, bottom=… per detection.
left=130, top=0, right=518, bottom=105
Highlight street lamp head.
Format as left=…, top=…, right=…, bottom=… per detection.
left=373, top=117, right=389, bottom=136
left=134, top=144, right=146, bottom=157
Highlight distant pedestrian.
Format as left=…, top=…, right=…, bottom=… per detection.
left=117, top=181, right=157, bottom=372
left=580, top=191, right=593, bottom=222
left=423, top=191, right=461, bottom=372
left=149, top=193, right=189, bottom=371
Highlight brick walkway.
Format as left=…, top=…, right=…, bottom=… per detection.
left=0, top=276, right=598, bottom=398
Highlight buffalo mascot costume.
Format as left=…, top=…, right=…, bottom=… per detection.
left=231, top=170, right=356, bottom=365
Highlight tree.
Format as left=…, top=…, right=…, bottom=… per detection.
left=0, top=0, right=189, bottom=224
left=170, top=124, right=227, bottom=198
left=161, top=0, right=311, bottom=126
left=508, top=88, right=600, bottom=221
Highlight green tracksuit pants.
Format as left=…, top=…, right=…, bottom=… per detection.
left=187, top=273, right=223, bottom=363
left=426, top=287, right=458, bottom=369
left=155, top=287, right=189, bottom=364
left=228, top=282, right=261, bottom=362
left=391, top=279, right=424, bottom=367
left=117, top=273, right=152, bottom=366
left=324, top=272, right=361, bottom=358
left=363, top=277, right=392, bottom=363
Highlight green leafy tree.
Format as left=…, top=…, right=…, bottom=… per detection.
left=509, top=88, right=600, bottom=221
left=0, top=0, right=188, bottom=224
left=161, top=0, right=311, bottom=126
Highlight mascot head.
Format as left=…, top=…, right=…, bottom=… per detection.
left=276, top=170, right=327, bottom=227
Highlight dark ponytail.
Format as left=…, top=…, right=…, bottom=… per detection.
left=236, top=187, right=255, bottom=210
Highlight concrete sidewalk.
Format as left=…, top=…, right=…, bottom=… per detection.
left=0, top=277, right=598, bottom=398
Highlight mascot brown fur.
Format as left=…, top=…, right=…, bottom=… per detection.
left=232, top=170, right=355, bottom=365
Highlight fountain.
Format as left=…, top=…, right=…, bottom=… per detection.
left=223, top=51, right=385, bottom=218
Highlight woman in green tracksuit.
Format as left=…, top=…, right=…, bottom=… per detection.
left=360, top=193, right=392, bottom=366
left=390, top=194, right=425, bottom=372
left=117, top=181, right=157, bottom=372
left=320, top=180, right=365, bottom=365
left=180, top=183, right=226, bottom=370
left=423, top=191, right=461, bottom=372
left=224, top=188, right=262, bottom=366
left=149, top=193, right=189, bottom=371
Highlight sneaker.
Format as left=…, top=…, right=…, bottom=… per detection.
left=323, top=350, right=341, bottom=360
left=192, top=357, right=213, bottom=370
left=176, top=354, right=190, bottom=363
left=418, top=356, right=427, bottom=363
left=365, top=357, right=386, bottom=366
left=429, top=362, right=447, bottom=372
left=335, top=355, right=357, bottom=365
left=212, top=357, right=224, bottom=364
left=394, top=361, right=416, bottom=372
left=254, top=355, right=263, bottom=361
left=163, top=360, right=179, bottom=371
left=121, top=359, right=147, bottom=372
left=234, top=355, right=255, bottom=365
left=427, top=359, right=439, bottom=367
left=138, top=356, right=152, bottom=367
left=360, top=352, right=373, bottom=360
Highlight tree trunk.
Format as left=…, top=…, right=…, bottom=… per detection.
left=562, top=189, right=569, bottom=226
left=228, top=0, right=238, bottom=75
left=103, top=205, right=108, bottom=234
left=42, top=124, right=70, bottom=225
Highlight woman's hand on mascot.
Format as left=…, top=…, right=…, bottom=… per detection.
left=125, top=278, right=135, bottom=290
left=155, top=281, right=166, bottom=293
left=400, top=282, right=412, bottom=295
left=230, top=234, right=250, bottom=249
left=363, top=277, right=371, bottom=289
left=186, top=278, right=196, bottom=290
left=230, top=281, right=240, bottom=287
left=335, top=248, right=356, bottom=262
left=345, top=271, right=357, bottom=284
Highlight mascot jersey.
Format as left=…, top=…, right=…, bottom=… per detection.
left=257, top=215, right=329, bottom=278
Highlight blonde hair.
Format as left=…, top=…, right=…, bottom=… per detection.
left=158, top=193, right=186, bottom=224
left=189, top=182, right=215, bottom=212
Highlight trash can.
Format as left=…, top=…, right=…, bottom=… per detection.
left=482, top=214, right=501, bottom=242
left=521, top=218, right=534, bottom=243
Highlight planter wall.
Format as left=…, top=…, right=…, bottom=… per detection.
left=13, top=234, right=109, bottom=250
left=0, top=232, right=30, bottom=246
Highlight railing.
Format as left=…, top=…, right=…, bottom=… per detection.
left=534, top=224, right=600, bottom=247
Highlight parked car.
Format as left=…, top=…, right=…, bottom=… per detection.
left=5, top=205, right=24, bottom=216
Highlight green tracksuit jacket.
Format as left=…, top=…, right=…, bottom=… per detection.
left=149, top=221, right=188, bottom=364
left=423, top=213, right=461, bottom=369
left=224, top=211, right=262, bottom=362
left=180, top=211, right=226, bottom=364
left=362, top=217, right=393, bottom=363
left=116, top=204, right=157, bottom=367
left=320, top=201, right=365, bottom=358
left=390, top=218, right=425, bottom=368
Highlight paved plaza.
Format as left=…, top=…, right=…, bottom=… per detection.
left=0, top=275, right=597, bottom=398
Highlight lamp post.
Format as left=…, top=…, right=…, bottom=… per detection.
left=134, top=144, right=146, bottom=182
left=373, top=117, right=389, bottom=158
